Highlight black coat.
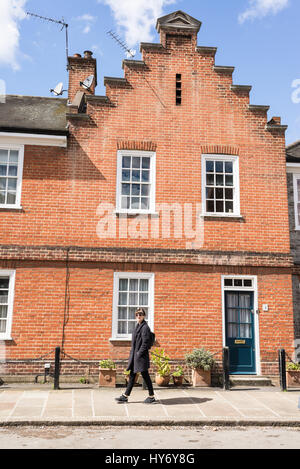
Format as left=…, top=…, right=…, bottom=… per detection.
left=127, top=320, right=151, bottom=373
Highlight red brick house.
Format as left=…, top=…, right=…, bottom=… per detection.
left=0, top=11, right=295, bottom=383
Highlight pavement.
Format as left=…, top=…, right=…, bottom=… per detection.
left=0, top=383, right=300, bottom=427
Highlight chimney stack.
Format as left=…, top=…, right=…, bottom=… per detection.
left=68, top=51, right=97, bottom=103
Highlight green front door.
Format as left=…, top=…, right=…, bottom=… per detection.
left=225, top=291, right=256, bottom=374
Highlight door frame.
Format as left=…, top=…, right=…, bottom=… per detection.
left=221, top=275, right=260, bottom=375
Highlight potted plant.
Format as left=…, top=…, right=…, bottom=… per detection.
left=172, top=366, right=184, bottom=386
left=99, top=359, right=116, bottom=387
left=123, top=369, right=140, bottom=385
left=151, top=348, right=171, bottom=386
left=286, top=362, right=300, bottom=388
left=185, top=348, right=215, bottom=387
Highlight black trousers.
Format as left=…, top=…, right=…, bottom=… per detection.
left=125, top=370, right=154, bottom=396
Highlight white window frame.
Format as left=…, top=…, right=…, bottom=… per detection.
left=221, top=275, right=260, bottom=375
left=0, top=270, right=16, bottom=341
left=116, top=149, right=156, bottom=215
left=111, top=272, right=154, bottom=341
left=201, top=154, right=240, bottom=217
left=293, top=173, right=300, bottom=230
left=0, top=144, right=24, bottom=209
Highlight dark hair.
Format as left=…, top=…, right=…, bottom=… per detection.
left=136, top=308, right=146, bottom=316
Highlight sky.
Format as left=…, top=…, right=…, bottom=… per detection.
left=0, top=0, right=299, bottom=144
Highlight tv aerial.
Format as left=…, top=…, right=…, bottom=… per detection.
left=80, top=75, right=95, bottom=91
left=107, top=30, right=136, bottom=58
left=50, top=82, right=67, bottom=96
left=26, top=12, right=70, bottom=71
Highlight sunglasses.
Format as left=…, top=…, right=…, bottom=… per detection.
left=135, top=312, right=144, bottom=317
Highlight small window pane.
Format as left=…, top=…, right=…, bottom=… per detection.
left=215, top=161, right=224, bottom=173
left=141, top=185, right=149, bottom=196
left=128, top=307, right=136, bottom=320
left=225, top=175, right=233, bottom=186
left=216, top=201, right=224, bottom=212
left=0, top=320, right=7, bottom=333
left=225, top=188, right=233, bottom=200
left=141, top=198, right=149, bottom=209
left=225, top=162, right=233, bottom=173
left=206, top=187, right=214, bottom=199
left=132, top=170, right=140, bottom=182
left=0, top=192, right=5, bottom=204
left=234, top=279, right=243, bottom=287
left=118, top=321, right=127, bottom=334
left=224, top=279, right=233, bottom=286
left=142, top=158, right=150, bottom=169
left=9, top=151, right=19, bottom=163
left=139, top=293, right=148, bottom=305
left=7, top=179, right=17, bottom=191
left=228, top=323, right=238, bottom=338
left=0, top=305, right=8, bottom=318
left=129, top=292, right=138, bottom=305
left=122, top=170, right=130, bottom=182
left=121, top=197, right=130, bottom=209
left=132, top=184, right=140, bottom=196
left=131, top=197, right=140, bottom=209
left=0, top=178, right=6, bottom=190
left=8, top=166, right=17, bottom=177
left=132, top=157, right=141, bottom=168
left=118, top=292, right=128, bottom=305
left=142, top=170, right=149, bottom=182
left=129, top=279, right=138, bottom=291
left=206, top=161, right=214, bottom=173
left=118, top=307, right=127, bottom=320
left=0, top=292, right=8, bottom=304
left=7, top=193, right=16, bottom=204
left=206, top=174, right=214, bottom=186
left=0, top=150, right=8, bottom=163
left=122, top=184, right=130, bottom=196
left=225, top=201, right=233, bottom=213
left=128, top=321, right=136, bottom=334
left=119, top=279, right=128, bottom=291
left=216, top=174, right=224, bottom=186
left=206, top=200, right=214, bottom=212
left=0, top=165, right=6, bottom=176
left=243, top=279, right=252, bottom=287
left=140, top=279, right=148, bottom=291
left=216, top=188, right=224, bottom=199
left=122, top=156, right=131, bottom=168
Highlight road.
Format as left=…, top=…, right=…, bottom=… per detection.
left=0, top=425, right=299, bottom=449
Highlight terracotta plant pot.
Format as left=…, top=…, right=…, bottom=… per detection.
left=173, top=375, right=184, bottom=386
left=124, top=373, right=140, bottom=385
left=155, top=374, right=170, bottom=387
left=99, top=368, right=116, bottom=387
left=286, top=370, right=300, bottom=388
left=192, top=368, right=211, bottom=387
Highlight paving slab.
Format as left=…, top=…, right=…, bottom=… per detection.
left=0, top=384, right=299, bottom=426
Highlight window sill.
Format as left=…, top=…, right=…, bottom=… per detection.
left=0, top=205, right=23, bottom=212
left=200, top=213, right=244, bottom=220
left=0, top=336, right=13, bottom=341
left=114, top=210, right=159, bottom=217
left=109, top=337, right=132, bottom=342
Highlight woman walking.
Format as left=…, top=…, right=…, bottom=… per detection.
left=115, top=308, right=156, bottom=404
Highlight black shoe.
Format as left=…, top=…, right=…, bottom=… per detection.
left=144, top=396, right=156, bottom=404
left=115, top=394, right=128, bottom=403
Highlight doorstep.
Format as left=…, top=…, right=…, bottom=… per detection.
left=230, top=375, right=274, bottom=387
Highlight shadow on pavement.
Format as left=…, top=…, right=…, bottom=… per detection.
left=157, top=397, right=213, bottom=405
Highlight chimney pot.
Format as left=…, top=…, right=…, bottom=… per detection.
left=73, top=53, right=82, bottom=58
left=84, top=50, right=93, bottom=59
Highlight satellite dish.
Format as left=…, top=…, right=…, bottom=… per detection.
left=50, top=82, right=65, bottom=96
left=80, top=75, right=94, bottom=90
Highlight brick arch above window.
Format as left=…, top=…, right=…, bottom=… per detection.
left=117, top=140, right=157, bottom=152
left=200, top=145, right=239, bottom=156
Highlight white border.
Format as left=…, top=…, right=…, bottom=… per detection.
left=111, top=272, right=155, bottom=341
left=201, top=154, right=240, bottom=217
left=116, top=149, right=156, bottom=215
left=0, top=144, right=24, bottom=209
left=0, top=270, right=16, bottom=341
left=221, top=275, right=260, bottom=375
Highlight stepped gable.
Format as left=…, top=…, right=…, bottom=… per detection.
left=71, top=9, right=286, bottom=136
